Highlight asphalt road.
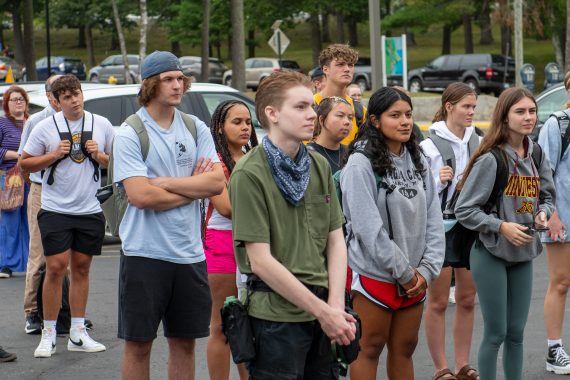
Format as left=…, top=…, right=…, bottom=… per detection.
left=0, top=242, right=568, bottom=379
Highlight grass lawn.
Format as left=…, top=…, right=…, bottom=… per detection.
left=5, top=17, right=555, bottom=93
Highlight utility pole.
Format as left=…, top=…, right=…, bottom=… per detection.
left=369, top=0, right=383, bottom=90
left=514, top=0, right=523, bottom=87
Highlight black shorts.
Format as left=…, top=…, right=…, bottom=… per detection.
left=248, top=317, right=339, bottom=380
left=118, top=253, right=212, bottom=341
left=37, top=209, right=105, bottom=256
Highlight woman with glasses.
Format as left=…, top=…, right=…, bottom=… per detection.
left=0, top=85, right=30, bottom=278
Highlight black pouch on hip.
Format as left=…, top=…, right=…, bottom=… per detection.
left=220, top=295, right=256, bottom=364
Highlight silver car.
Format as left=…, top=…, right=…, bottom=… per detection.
left=88, top=55, right=140, bottom=84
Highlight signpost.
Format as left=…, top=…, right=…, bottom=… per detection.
left=268, top=27, right=290, bottom=64
left=381, top=34, right=407, bottom=90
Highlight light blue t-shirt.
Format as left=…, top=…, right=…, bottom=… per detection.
left=113, top=108, right=219, bottom=264
left=538, top=110, right=570, bottom=243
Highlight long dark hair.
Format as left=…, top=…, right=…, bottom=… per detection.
left=457, top=87, right=537, bottom=190
left=347, top=86, right=424, bottom=176
left=210, top=100, right=259, bottom=173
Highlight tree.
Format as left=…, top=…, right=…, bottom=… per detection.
left=477, top=0, right=493, bottom=45
left=140, top=0, right=148, bottom=62
left=111, top=0, right=131, bottom=84
left=463, top=13, right=473, bottom=54
left=201, top=0, right=210, bottom=82
left=9, top=0, right=25, bottom=65
left=23, top=0, right=36, bottom=80
left=231, top=0, right=245, bottom=91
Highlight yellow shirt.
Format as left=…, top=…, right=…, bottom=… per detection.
left=314, top=93, right=367, bottom=145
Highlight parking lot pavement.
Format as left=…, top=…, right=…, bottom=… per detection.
left=0, top=243, right=567, bottom=379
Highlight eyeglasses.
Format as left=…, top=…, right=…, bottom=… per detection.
left=9, top=97, right=26, bottom=103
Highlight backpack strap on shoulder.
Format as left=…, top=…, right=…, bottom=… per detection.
left=46, top=115, right=73, bottom=186
left=488, top=147, right=509, bottom=213
left=125, top=114, right=150, bottom=161
left=180, top=112, right=198, bottom=147
left=80, top=112, right=100, bottom=183
left=354, top=101, right=365, bottom=127
left=428, top=130, right=456, bottom=173
left=467, top=129, right=480, bottom=156
left=551, top=111, right=570, bottom=161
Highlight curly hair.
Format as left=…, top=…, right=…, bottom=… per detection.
left=138, top=73, right=191, bottom=107
left=210, top=100, right=259, bottom=173
left=51, top=74, right=82, bottom=102
left=2, top=85, right=29, bottom=123
left=347, top=87, right=424, bottom=177
left=319, top=44, right=358, bottom=68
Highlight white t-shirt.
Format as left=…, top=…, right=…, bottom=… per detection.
left=207, top=204, right=233, bottom=231
left=23, top=111, right=115, bottom=214
left=113, top=107, right=219, bottom=264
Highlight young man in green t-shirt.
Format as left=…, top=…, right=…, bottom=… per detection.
left=229, top=71, right=356, bottom=379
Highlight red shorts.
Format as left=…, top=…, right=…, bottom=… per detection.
left=203, top=229, right=237, bottom=274
left=351, top=271, right=426, bottom=312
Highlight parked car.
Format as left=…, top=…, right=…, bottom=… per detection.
left=179, top=56, right=227, bottom=84
left=34, top=56, right=87, bottom=81
left=0, top=57, right=24, bottom=82
left=353, top=57, right=372, bottom=92
left=407, top=54, right=515, bottom=95
left=528, top=82, right=570, bottom=140
left=89, top=54, right=140, bottom=84
left=223, top=58, right=302, bottom=90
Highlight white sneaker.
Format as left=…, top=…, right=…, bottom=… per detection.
left=67, top=326, right=106, bottom=353
left=34, top=328, right=56, bottom=358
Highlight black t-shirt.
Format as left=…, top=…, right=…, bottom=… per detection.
left=307, top=142, right=348, bottom=173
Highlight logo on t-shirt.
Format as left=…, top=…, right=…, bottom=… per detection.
left=69, top=133, right=86, bottom=164
left=176, top=140, right=192, bottom=167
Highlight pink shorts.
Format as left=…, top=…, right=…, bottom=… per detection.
left=204, top=228, right=237, bottom=274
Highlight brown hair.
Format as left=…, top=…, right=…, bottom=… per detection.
left=2, top=85, right=29, bottom=123
left=313, top=96, right=352, bottom=138
left=51, top=74, right=82, bottom=101
left=254, top=71, right=312, bottom=130
left=319, top=44, right=358, bottom=68
left=138, top=74, right=191, bottom=107
left=564, top=71, right=570, bottom=109
left=457, top=87, right=536, bottom=190
left=432, top=82, right=477, bottom=123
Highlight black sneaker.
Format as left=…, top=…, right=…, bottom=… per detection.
left=0, top=347, right=17, bottom=362
left=84, top=319, right=93, bottom=330
left=25, top=313, right=42, bottom=335
left=0, top=267, right=12, bottom=278
left=546, top=344, right=570, bottom=374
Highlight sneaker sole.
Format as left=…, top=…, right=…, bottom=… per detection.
left=0, top=354, right=17, bottom=362
left=546, top=362, right=570, bottom=374
left=34, top=347, right=56, bottom=358
left=67, top=344, right=106, bottom=353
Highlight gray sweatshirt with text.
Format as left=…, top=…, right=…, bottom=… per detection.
left=340, top=148, right=445, bottom=286
left=455, top=139, right=556, bottom=262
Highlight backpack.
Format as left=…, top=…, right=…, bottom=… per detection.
left=99, top=112, right=197, bottom=237
left=443, top=142, right=543, bottom=267
left=547, top=111, right=570, bottom=164
left=427, top=129, right=480, bottom=211
left=353, top=101, right=365, bottom=127
left=47, top=112, right=100, bottom=186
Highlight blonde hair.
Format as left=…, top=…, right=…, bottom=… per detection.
left=319, top=44, right=358, bottom=68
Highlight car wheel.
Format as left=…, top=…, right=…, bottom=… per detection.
left=355, top=78, right=368, bottom=92
left=130, top=74, right=136, bottom=84
left=90, top=74, right=99, bottom=83
left=465, top=78, right=480, bottom=93
left=409, top=78, right=422, bottom=93
left=224, top=76, right=232, bottom=86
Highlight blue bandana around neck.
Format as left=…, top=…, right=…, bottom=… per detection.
left=262, top=136, right=311, bottom=206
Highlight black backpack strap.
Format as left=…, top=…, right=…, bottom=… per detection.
left=488, top=147, right=509, bottom=213
left=551, top=111, right=570, bottom=162
left=47, top=115, right=72, bottom=186
left=354, top=101, right=365, bottom=127
left=80, top=112, right=100, bottom=182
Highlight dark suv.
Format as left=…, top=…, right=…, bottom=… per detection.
left=408, top=54, right=515, bottom=95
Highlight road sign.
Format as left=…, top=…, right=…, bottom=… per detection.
left=268, top=29, right=290, bottom=56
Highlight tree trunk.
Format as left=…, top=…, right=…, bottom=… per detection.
left=78, top=27, right=86, bottom=48
left=479, top=0, right=493, bottom=45
left=247, top=29, right=255, bottom=58
left=322, top=11, right=331, bottom=43
left=139, top=0, right=148, bottom=62
left=0, top=25, right=4, bottom=48
left=111, top=0, right=131, bottom=84
left=336, top=13, right=345, bottom=43
left=201, top=0, right=210, bottom=82
left=230, top=0, right=246, bottom=91
left=566, top=0, right=570, bottom=72
left=111, top=29, right=119, bottom=51
left=463, top=14, right=473, bottom=54
left=12, top=6, right=25, bottom=65
left=442, top=24, right=452, bottom=55
left=23, top=0, right=36, bottom=80
left=501, top=25, right=512, bottom=56
left=216, top=30, right=222, bottom=60
left=85, top=25, right=95, bottom=68
left=310, top=13, right=322, bottom=67
left=171, top=41, right=181, bottom=57
left=553, top=33, right=564, bottom=68
left=347, top=17, right=358, bottom=47
left=404, top=28, right=416, bottom=47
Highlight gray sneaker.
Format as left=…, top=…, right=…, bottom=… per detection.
left=547, top=344, right=570, bottom=375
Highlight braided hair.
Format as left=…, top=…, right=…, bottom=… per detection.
left=347, top=86, right=425, bottom=177
left=210, top=100, right=259, bottom=173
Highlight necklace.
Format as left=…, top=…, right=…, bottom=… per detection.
left=317, top=143, right=342, bottom=171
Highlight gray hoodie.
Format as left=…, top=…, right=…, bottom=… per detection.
left=455, top=138, right=556, bottom=262
left=340, top=147, right=445, bottom=286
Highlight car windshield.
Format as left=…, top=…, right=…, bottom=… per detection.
left=281, top=60, right=300, bottom=69
left=538, top=87, right=569, bottom=124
